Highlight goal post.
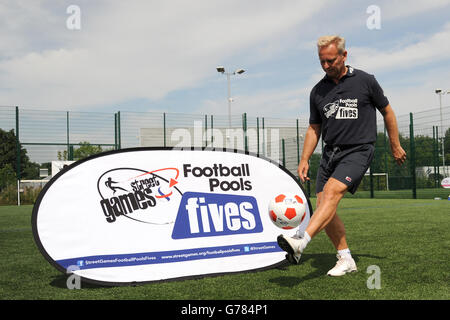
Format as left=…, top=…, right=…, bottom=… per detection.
left=364, top=172, right=389, bottom=191
left=17, top=179, right=50, bottom=206
left=16, top=160, right=74, bottom=206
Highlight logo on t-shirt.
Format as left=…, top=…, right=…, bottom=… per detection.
left=323, top=99, right=358, bottom=119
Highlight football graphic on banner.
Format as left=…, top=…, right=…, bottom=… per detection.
left=32, top=147, right=312, bottom=285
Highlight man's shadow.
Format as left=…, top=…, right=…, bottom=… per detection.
left=270, top=253, right=385, bottom=287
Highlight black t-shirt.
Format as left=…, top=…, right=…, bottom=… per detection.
left=309, top=66, right=389, bottom=145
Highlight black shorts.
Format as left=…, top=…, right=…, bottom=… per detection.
left=316, top=143, right=375, bottom=194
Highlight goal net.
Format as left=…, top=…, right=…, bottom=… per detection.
left=16, top=161, right=75, bottom=205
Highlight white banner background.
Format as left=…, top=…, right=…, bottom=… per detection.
left=33, top=148, right=312, bottom=285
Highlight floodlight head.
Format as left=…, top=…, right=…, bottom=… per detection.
left=235, top=69, right=245, bottom=74
left=216, top=66, right=225, bottom=73
left=435, top=88, right=442, bottom=94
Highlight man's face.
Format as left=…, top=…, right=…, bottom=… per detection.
left=318, top=44, right=347, bottom=80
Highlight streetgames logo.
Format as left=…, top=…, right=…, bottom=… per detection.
left=323, top=98, right=359, bottom=119
left=97, top=168, right=182, bottom=224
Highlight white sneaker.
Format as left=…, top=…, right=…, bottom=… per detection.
left=277, top=234, right=306, bottom=264
left=327, top=254, right=357, bottom=277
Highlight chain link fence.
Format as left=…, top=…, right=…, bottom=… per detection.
left=1, top=105, right=449, bottom=204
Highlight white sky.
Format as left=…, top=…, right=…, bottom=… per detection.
left=1, top=0, right=450, bottom=119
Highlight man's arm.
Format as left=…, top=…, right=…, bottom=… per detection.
left=298, top=123, right=321, bottom=182
left=380, top=104, right=406, bottom=166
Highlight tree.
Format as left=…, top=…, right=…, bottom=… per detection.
left=0, top=164, right=16, bottom=191
left=372, top=132, right=409, bottom=176
left=57, top=150, right=68, bottom=161
left=308, top=153, right=321, bottom=179
left=56, top=142, right=104, bottom=161
left=445, top=127, right=450, bottom=164
left=0, top=128, right=39, bottom=180
left=413, top=135, right=434, bottom=166
left=73, top=142, right=103, bottom=160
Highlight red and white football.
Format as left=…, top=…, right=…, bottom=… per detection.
left=268, top=193, right=306, bottom=229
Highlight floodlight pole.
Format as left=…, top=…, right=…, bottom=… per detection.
left=227, top=72, right=231, bottom=130
left=217, top=67, right=245, bottom=131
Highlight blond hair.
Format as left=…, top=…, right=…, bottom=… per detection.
left=317, top=35, right=346, bottom=54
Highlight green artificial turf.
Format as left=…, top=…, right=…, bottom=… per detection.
left=0, top=199, right=448, bottom=300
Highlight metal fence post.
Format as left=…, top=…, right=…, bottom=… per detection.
left=433, top=126, right=436, bottom=187
left=15, top=106, right=20, bottom=206
left=257, top=117, right=260, bottom=156
left=117, top=111, right=121, bottom=149
left=163, top=112, right=166, bottom=148
left=282, top=138, right=286, bottom=167
left=210, top=115, right=214, bottom=148
left=384, top=125, right=388, bottom=175
left=370, top=161, right=374, bottom=198
left=370, top=123, right=376, bottom=198
left=262, top=117, right=265, bottom=156
left=296, top=119, right=300, bottom=166
left=242, top=113, right=248, bottom=152
left=433, top=126, right=438, bottom=187
left=410, top=112, right=416, bottom=199
left=68, top=145, right=74, bottom=161
left=66, top=111, right=70, bottom=157
left=15, top=106, right=21, bottom=180
left=204, top=114, right=208, bottom=148
left=114, top=113, right=118, bottom=150
left=436, top=126, right=440, bottom=180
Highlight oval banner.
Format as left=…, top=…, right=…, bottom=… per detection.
left=32, top=147, right=312, bottom=285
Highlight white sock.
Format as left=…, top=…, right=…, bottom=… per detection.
left=338, top=248, right=352, bottom=258
left=295, top=230, right=311, bottom=243
left=293, top=230, right=311, bottom=253
left=298, top=231, right=311, bottom=253
left=304, top=231, right=311, bottom=244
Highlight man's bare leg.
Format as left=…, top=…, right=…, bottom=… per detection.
left=277, top=177, right=357, bottom=275
left=305, top=177, right=348, bottom=238
left=308, top=179, right=356, bottom=276
left=278, top=178, right=347, bottom=255
left=314, top=191, right=349, bottom=251
left=325, top=214, right=349, bottom=251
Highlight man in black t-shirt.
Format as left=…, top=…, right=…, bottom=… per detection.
left=278, top=35, right=406, bottom=276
